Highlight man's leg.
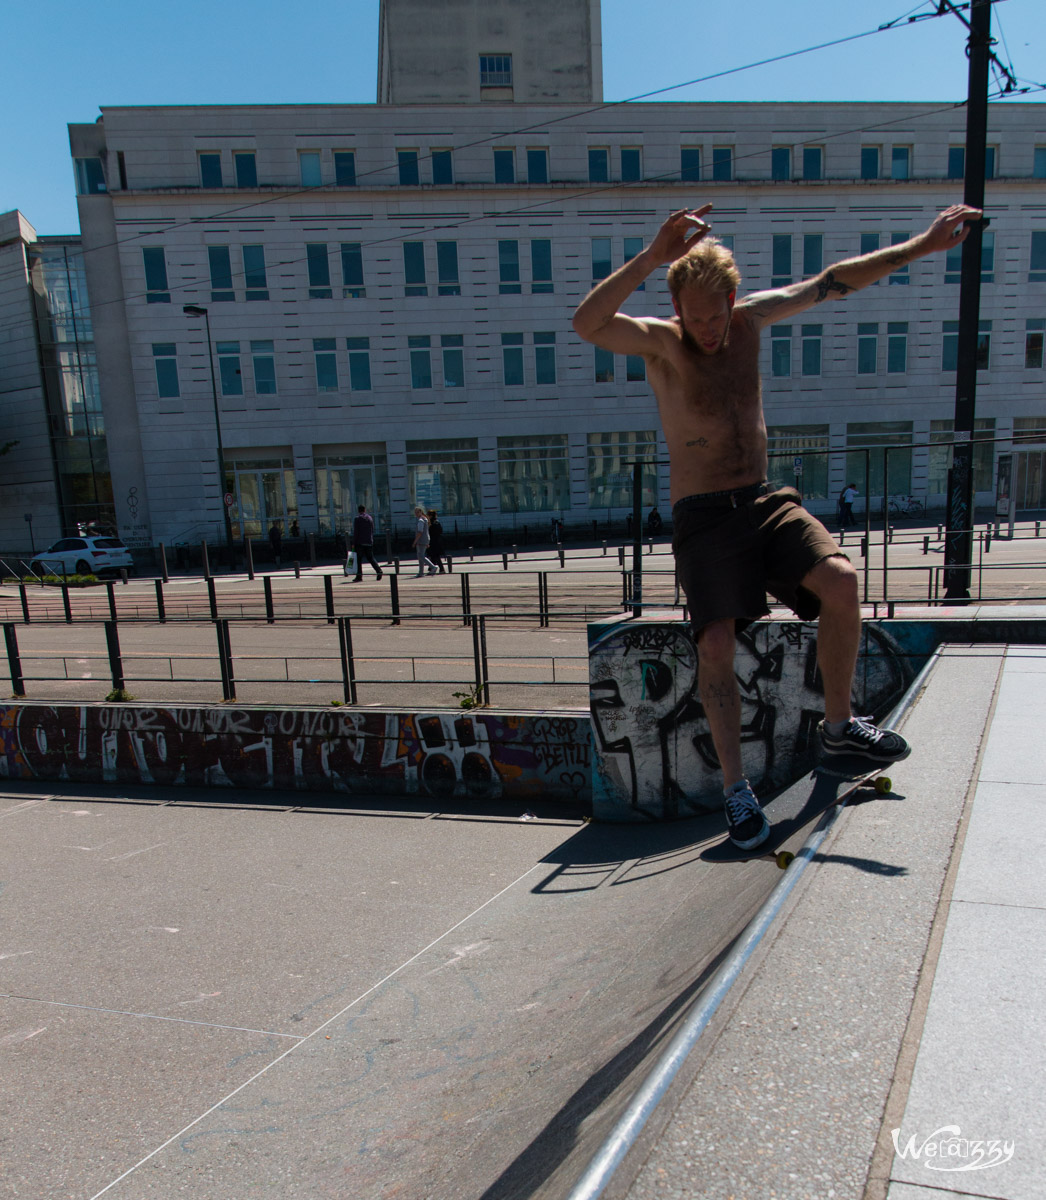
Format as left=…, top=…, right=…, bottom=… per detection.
left=695, top=618, right=745, bottom=787
left=799, top=556, right=860, bottom=723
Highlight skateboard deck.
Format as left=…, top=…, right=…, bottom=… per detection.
left=701, top=754, right=893, bottom=868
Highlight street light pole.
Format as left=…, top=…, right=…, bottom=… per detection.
left=183, top=304, right=236, bottom=569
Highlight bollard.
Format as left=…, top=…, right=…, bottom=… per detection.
left=158, top=541, right=169, bottom=583
left=120, top=568, right=129, bottom=585
left=19, top=583, right=30, bottom=623
left=263, top=575, right=275, bottom=624
left=393, top=558, right=401, bottom=575
left=155, top=579, right=166, bottom=623
left=294, top=560, right=301, bottom=579
left=245, top=538, right=255, bottom=581
left=512, top=544, right=518, bottom=560
left=502, top=552, right=508, bottom=571
left=62, top=584, right=72, bottom=624
left=469, top=546, right=474, bottom=562
left=617, top=546, right=625, bottom=567
left=324, top=573, right=335, bottom=624
left=647, top=538, right=653, bottom=555
left=201, top=539, right=211, bottom=580
left=104, top=620, right=125, bottom=692
left=860, top=536, right=868, bottom=558
left=602, top=541, right=607, bottom=556
left=207, top=577, right=218, bottom=621
left=985, top=529, right=992, bottom=553
left=106, top=581, right=117, bottom=622
left=446, top=556, right=453, bottom=574
left=558, top=548, right=565, bottom=568
left=389, top=573, right=401, bottom=626
left=4, top=623, right=25, bottom=696
left=923, top=536, right=929, bottom=555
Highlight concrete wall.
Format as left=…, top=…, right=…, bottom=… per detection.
left=0, top=703, right=592, bottom=809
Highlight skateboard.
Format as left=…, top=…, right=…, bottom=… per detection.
left=701, top=754, right=893, bottom=869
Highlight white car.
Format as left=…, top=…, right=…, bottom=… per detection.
left=30, top=536, right=135, bottom=578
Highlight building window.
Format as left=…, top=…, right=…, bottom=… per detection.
left=945, top=230, right=994, bottom=283
left=152, top=343, right=179, bottom=398
left=498, top=239, right=521, bottom=294
left=314, top=339, right=339, bottom=392
left=891, top=146, right=911, bottom=180
left=234, top=152, right=257, bottom=188
left=1029, top=232, right=1046, bottom=282
left=441, top=334, right=464, bottom=389
left=409, top=336, right=432, bottom=389
left=403, top=242, right=427, bottom=296
left=846, top=422, right=914, bottom=497
left=767, top=425, right=830, bottom=499
left=199, top=153, right=223, bottom=188
left=857, top=324, right=877, bottom=374
left=942, top=320, right=991, bottom=370
left=315, top=451, right=389, bottom=535
left=534, top=331, right=557, bottom=385
left=1026, top=319, right=1045, bottom=369
left=887, top=322, right=908, bottom=373
left=341, top=242, right=365, bottom=297
left=986, top=146, right=997, bottom=178
left=624, top=237, right=645, bottom=290
left=480, top=54, right=512, bottom=87
left=142, top=247, right=170, bottom=303
left=626, top=355, right=646, bottom=382
left=594, top=346, right=615, bottom=383
left=860, top=232, right=880, bottom=258
left=216, top=342, right=243, bottom=396
left=712, top=147, right=733, bottom=181
left=1013, top=417, right=1046, bottom=445
left=242, top=244, right=268, bottom=300
left=770, top=325, right=792, bottom=377
left=436, top=241, right=460, bottom=295
left=334, top=151, right=357, bottom=186
left=589, top=148, right=609, bottom=183
left=947, top=146, right=965, bottom=179
left=347, top=337, right=372, bottom=391
left=493, top=148, right=515, bottom=184
left=680, top=147, right=701, bottom=182
left=801, top=325, right=822, bottom=376
left=502, top=333, right=525, bottom=386
left=771, top=234, right=792, bottom=287
left=432, top=149, right=453, bottom=185
left=802, top=233, right=822, bottom=277
left=251, top=341, right=277, bottom=394
left=208, top=246, right=234, bottom=302
left=591, top=237, right=612, bottom=281
left=802, top=146, right=823, bottom=180
left=888, top=232, right=910, bottom=284
left=398, top=150, right=420, bottom=186
left=527, top=148, right=549, bottom=184
left=306, top=243, right=332, bottom=298
left=229, top=457, right=297, bottom=540
left=771, top=146, right=792, bottom=181
left=587, top=431, right=658, bottom=509
left=498, top=435, right=570, bottom=513
left=407, top=438, right=480, bottom=515
left=860, top=146, right=880, bottom=180
left=929, top=419, right=995, bottom=492
left=621, top=147, right=642, bottom=182
left=1034, top=147, right=1046, bottom=180
left=74, top=157, right=107, bottom=195
left=299, top=152, right=322, bottom=187
left=531, top=239, right=553, bottom=293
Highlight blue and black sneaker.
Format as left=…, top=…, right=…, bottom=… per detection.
left=724, top=779, right=770, bottom=850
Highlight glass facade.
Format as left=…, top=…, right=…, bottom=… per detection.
left=587, top=432, right=658, bottom=510
left=406, top=439, right=481, bottom=516
left=315, top=450, right=389, bottom=536
left=766, top=426, right=829, bottom=500
left=498, top=435, right=570, bottom=513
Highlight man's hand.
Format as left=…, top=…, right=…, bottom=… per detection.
left=918, top=204, right=984, bottom=255
left=649, top=205, right=714, bottom=265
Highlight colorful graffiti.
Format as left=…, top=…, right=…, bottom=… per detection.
left=589, top=619, right=919, bottom=822
left=0, top=705, right=591, bottom=808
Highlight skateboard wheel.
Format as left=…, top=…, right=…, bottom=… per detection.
left=775, top=850, right=795, bottom=870
left=875, top=776, right=892, bottom=794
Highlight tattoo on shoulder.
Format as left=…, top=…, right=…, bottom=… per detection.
left=814, top=271, right=854, bottom=302
left=686, top=437, right=709, bottom=448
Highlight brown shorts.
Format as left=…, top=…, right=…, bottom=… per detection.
left=672, top=484, right=845, bottom=634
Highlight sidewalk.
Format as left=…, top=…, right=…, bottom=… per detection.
left=622, top=643, right=1045, bottom=1200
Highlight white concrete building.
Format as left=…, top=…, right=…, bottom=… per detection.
left=47, top=0, right=1046, bottom=553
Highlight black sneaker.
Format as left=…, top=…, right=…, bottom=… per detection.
left=819, top=716, right=911, bottom=763
left=724, top=780, right=770, bottom=850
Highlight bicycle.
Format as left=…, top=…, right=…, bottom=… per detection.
left=888, top=494, right=925, bottom=518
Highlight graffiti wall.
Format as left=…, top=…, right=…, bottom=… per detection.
left=589, top=618, right=922, bottom=822
left=0, top=705, right=591, bottom=810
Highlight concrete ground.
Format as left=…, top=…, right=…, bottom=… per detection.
left=3, top=642, right=1042, bottom=1199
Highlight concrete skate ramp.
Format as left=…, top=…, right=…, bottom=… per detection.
left=1, top=784, right=777, bottom=1200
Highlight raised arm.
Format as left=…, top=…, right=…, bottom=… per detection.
left=740, top=203, right=983, bottom=329
left=572, top=206, right=713, bottom=353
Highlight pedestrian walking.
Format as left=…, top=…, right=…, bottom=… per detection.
left=426, top=509, right=446, bottom=573
left=412, top=506, right=438, bottom=576
left=350, top=504, right=383, bottom=581
left=268, top=520, right=282, bottom=565
left=839, top=482, right=858, bottom=528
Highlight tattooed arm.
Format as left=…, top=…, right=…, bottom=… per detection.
left=739, top=203, right=982, bottom=329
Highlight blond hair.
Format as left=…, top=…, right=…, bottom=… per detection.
left=666, top=238, right=741, bottom=300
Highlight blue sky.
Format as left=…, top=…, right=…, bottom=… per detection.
left=2, top=0, right=1043, bottom=235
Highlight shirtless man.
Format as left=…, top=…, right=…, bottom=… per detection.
left=573, top=202, right=980, bottom=848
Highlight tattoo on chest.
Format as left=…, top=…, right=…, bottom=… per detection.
left=686, top=437, right=710, bottom=448
left=815, top=270, right=854, bottom=302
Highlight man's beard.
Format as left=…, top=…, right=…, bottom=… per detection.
left=680, top=325, right=729, bottom=356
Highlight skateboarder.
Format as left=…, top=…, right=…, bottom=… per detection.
left=573, top=202, right=980, bottom=848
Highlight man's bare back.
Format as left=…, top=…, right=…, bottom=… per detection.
left=644, top=305, right=767, bottom=502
